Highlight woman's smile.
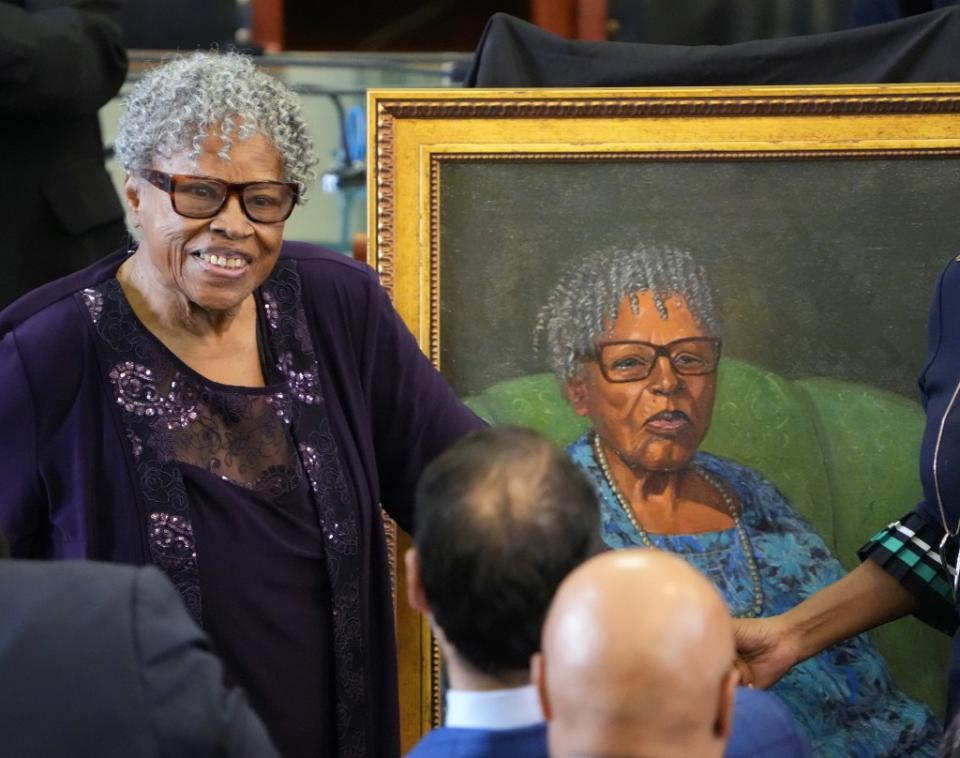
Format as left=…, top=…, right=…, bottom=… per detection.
left=190, top=247, right=253, bottom=276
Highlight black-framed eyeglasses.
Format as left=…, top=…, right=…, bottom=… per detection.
left=141, top=170, right=300, bottom=224
left=594, top=337, right=722, bottom=383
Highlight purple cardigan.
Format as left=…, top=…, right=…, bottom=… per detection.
left=0, top=241, right=483, bottom=756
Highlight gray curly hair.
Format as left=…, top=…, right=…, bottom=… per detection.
left=536, top=245, right=721, bottom=384
left=115, top=51, right=318, bottom=196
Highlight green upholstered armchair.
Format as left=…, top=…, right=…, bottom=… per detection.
left=463, top=356, right=951, bottom=716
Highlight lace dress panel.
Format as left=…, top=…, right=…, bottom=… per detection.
left=170, top=385, right=302, bottom=496
left=108, top=357, right=303, bottom=496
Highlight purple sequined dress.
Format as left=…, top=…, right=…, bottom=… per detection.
left=0, top=242, right=483, bottom=757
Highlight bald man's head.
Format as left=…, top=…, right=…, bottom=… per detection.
left=537, top=549, right=738, bottom=758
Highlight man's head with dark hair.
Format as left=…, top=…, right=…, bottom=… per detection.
left=405, top=425, right=601, bottom=683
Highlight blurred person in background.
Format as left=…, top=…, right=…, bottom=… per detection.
left=1, top=0, right=128, bottom=309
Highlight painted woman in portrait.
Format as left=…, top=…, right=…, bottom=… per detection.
left=536, top=245, right=939, bottom=756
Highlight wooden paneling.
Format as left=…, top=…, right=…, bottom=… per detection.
left=532, top=0, right=608, bottom=40
left=251, top=0, right=285, bottom=51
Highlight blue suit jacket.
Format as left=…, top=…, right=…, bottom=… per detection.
left=729, top=687, right=812, bottom=757
left=406, top=723, right=547, bottom=757
left=404, top=689, right=808, bottom=758
left=0, top=560, right=279, bottom=758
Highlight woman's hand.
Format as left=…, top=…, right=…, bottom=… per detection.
left=734, top=615, right=799, bottom=689
left=735, top=561, right=917, bottom=690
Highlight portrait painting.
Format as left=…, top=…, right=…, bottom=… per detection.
left=366, top=85, right=960, bottom=748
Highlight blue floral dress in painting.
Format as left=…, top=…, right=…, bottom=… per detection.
left=569, top=434, right=941, bottom=758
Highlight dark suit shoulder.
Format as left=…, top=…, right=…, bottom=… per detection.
left=0, top=561, right=277, bottom=757
left=0, top=560, right=146, bottom=632
left=0, top=558, right=141, bottom=596
left=0, top=561, right=164, bottom=757
left=407, top=724, right=548, bottom=758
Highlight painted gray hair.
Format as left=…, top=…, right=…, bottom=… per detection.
left=115, top=51, right=318, bottom=196
left=536, top=245, right=722, bottom=384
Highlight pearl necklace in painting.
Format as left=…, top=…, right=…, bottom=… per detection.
left=590, top=433, right=765, bottom=618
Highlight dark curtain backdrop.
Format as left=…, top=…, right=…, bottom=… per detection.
left=467, top=7, right=960, bottom=87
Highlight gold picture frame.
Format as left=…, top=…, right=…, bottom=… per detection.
left=367, top=84, right=960, bottom=750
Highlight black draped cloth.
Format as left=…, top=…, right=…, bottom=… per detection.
left=465, top=7, right=960, bottom=88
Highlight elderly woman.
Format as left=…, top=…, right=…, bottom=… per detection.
left=0, top=52, right=481, bottom=757
left=538, top=245, right=940, bottom=756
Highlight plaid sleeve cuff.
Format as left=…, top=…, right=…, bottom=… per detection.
left=858, top=510, right=959, bottom=636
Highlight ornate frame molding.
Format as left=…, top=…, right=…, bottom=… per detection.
left=372, top=86, right=960, bottom=301
left=373, top=105, right=397, bottom=295
left=378, top=93, right=960, bottom=120
left=367, top=84, right=960, bottom=752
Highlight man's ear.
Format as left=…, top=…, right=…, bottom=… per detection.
left=531, top=652, right=552, bottom=720
left=124, top=174, right=143, bottom=228
left=565, top=375, right=590, bottom=418
left=713, top=668, right=739, bottom=740
left=404, top=548, right=430, bottom=614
